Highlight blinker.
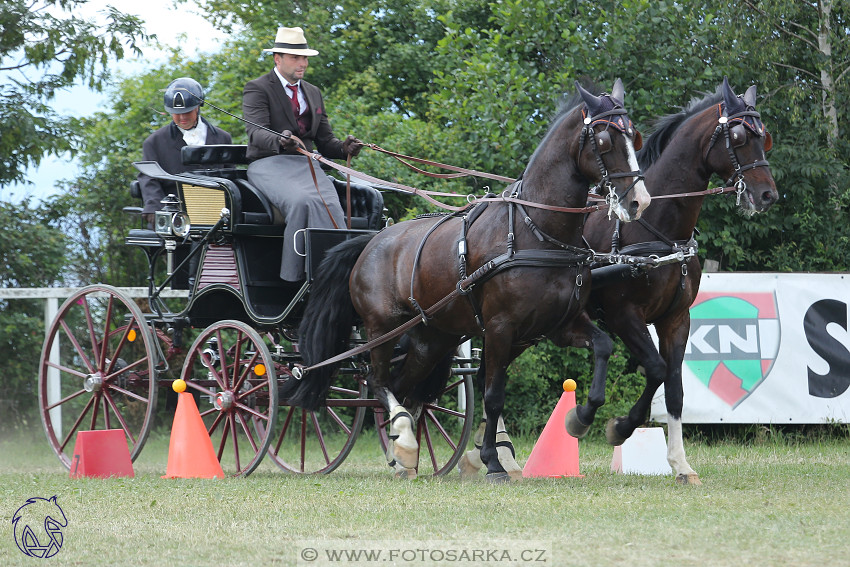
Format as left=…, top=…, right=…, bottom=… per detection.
left=595, top=130, right=612, bottom=153
left=729, top=123, right=747, bottom=148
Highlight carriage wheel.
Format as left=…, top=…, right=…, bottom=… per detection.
left=38, top=284, right=158, bottom=469
left=179, top=320, right=277, bottom=477
left=375, top=373, right=475, bottom=476
left=262, top=367, right=368, bottom=474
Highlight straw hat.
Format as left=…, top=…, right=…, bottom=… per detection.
left=263, top=27, right=319, bottom=56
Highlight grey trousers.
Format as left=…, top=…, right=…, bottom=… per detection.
left=247, top=155, right=345, bottom=281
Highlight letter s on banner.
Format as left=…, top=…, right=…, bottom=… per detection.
left=804, top=299, right=850, bottom=398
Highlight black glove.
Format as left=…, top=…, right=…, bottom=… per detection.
left=279, top=130, right=298, bottom=152
left=342, top=135, right=364, bottom=157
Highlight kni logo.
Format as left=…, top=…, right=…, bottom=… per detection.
left=685, top=293, right=780, bottom=408
left=11, top=496, right=67, bottom=559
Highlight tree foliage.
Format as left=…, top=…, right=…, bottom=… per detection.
left=0, top=0, right=152, bottom=188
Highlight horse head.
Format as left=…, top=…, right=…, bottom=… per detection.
left=708, top=76, right=778, bottom=214
left=575, top=78, right=651, bottom=221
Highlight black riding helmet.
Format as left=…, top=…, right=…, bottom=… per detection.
left=163, top=77, right=204, bottom=114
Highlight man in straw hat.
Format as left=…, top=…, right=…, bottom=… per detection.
left=243, top=26, right=364, bottom=282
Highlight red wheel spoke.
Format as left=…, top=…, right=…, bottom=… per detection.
left=107, top=383, right=150, bottom=405
left=423, top=403, right=465, bottom=419
left=59, top=319, right=96, bottom=374
left=89, top=394, right=101, bottom=429
left=99, top=295, right=116, bottom=370
left=229, top=413, right=241, bottom=472
left=44, top=360, right=88, bottom=380
left=236, top=412, right=259, bottom=453
left=105, top=322, right=138, bottom=375
left=102, top=391, right=137, bottom=444
left=237, top=380, right=268, bottom=399
left=44, top=388, right=87, bottom=411
left=440, top=378, right=466, bottom=396
left=310, top=412, right=331, bottom=465
left=425, top=409, right=458, bottom=450
left=421, top=417, right=439, bottom=472
left=59, top=396, right=95, bottom=452
left=325, top=406, right=352, bottom=435
left=234, top=401, right=269, bottom=421
left=102, top=356, right=149, bottom=383
left=80, top=296, right=100, bottom=369
left=206, top=410, right=225, bottom=434
left=300, top=411, right=307, bottom=472
left=216, top=417, right=231, bottom=461
left=274, top=406, right=297, bottom=454
left=216, top=329, right=229, bottom=388
left=233, top=351, right=261, bottom=393
left=199, top=351, right=227, bottom=390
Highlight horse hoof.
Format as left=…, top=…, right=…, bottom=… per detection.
left=605, top=417, right=628, bottom=446
left=458, top=454, right=482, bottom=478
left=394, top=467, right=417, bottom=480
left=676, top=473, right=702, bottom=486
left=507, top=469, right=523, bottom=482
left=565, top=407, right=591, bottom=438
left=485, top=471, right=511, bottom=484
left=393, top=443, right=419, bottom=470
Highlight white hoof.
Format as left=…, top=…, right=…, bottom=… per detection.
left=389, top=407, right=418, bottom=469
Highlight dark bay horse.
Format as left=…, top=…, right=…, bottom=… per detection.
left=286, top=80, right=650, bottom=480
left=563, top=77, right=778, bottom=484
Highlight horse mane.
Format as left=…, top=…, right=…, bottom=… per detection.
left=637, top=89, right=723, bottom=170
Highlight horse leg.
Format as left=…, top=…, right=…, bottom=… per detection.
left=478, top=337, right=521, bottom=483
left=658, top=315, right=701, bottom=485
left=458, top=419, right=486, bottom=478
left=549, top=315, right=613, bottom=438
left=604, top=314, right=667, bottom=446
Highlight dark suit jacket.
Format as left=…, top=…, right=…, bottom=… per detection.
left=243, top=70, right=346, bottom=161
left=138, top=116, right=232, bottom=213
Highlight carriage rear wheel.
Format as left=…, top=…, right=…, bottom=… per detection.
left=263, top=365, right=368, bottom=474
left=38, top=284, right=158, bottom=470
left=178, top=320, right=277, bottom=477
left=375, top=372, right=475, bottom=476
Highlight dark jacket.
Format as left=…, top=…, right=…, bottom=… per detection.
left=242, top=70, right=345, bottom=161
left=138, top=117, right=232, bottom=213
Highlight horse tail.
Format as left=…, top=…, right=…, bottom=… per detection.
left=284, top=233, right=376, bottom=410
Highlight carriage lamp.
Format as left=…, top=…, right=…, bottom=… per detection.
left=154, top=194, right=191, bottom=238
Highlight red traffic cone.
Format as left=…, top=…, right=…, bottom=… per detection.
left=522, top=391, right=583, bottom=478
left=162, top=392, right=225, bottom=479
left=69, top=429, right=135, bottom=478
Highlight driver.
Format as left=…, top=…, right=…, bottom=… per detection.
left=242, top=26, right=364, bottom=282
left=138, top=77, right=232, bottom=227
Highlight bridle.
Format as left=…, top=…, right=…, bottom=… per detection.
left=579, top=104, right=644, bottom=218
left=705, top=103, right=771, bottom=206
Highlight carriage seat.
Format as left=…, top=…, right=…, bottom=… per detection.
left=180, top=144, right=384, bottom=230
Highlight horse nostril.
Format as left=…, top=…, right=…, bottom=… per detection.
left=629, top=201, right=640, bottom=217
left=762, top=190, right=776, bottom=204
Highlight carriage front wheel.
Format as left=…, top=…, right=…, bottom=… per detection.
left=178, top=320, right=277, bottom=477
left=38, top=284, right=159, bottom=470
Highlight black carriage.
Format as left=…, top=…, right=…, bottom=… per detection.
left=38, top=145, right=477, bottom=477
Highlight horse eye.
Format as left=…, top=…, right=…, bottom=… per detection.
left=730, top=124, right=748, bottom=148
left=596, top=130, right=612, bottom=153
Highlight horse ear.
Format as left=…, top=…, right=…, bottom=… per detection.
left=633, top=129, right=643, bottom=150
left=575, top=81, right=602, bottom=116
left=764, top=130, right=773, bottom=152
left=743, top=85, right=757, bottom=108
left=721, top=76, right=737, bottom=109
left=611, top=78, right=625, bottom=105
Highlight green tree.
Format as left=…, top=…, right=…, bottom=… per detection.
left=0, top=199, right=67, bottom=430
left=0, top=0, right=151, bottom=189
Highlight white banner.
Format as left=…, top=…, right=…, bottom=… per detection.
left=650, top=273, right=850, bottom=423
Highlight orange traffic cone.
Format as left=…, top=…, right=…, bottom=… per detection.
left=162, top=392, right=225, bottom=479
left=522, top=390, right=583, bottom=478
left=69, top=429, right=135, bottom=478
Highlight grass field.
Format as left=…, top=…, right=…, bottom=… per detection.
left=1, top=426, right=848, bottom=567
